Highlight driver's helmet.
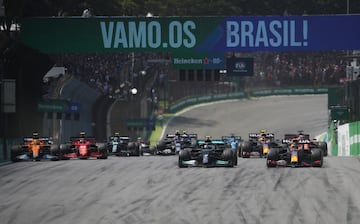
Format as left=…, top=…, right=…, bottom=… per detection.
left=175, top=130, right=180, bottom=136
left=114, top=132, right=120, bottom=137
left=80, top=131, right=86, bottom=137
left=298, top=134, right=305, bottom=140
left=259, top=130, right=266, bottom=139
left=79, top=131, right=86, bottom=143
left=32, top=132, right=40, bottom=144
left=290, top=138, right=299, bottom=148
left=32, top=132, right=39, bottom=139
left=204, top=136, right=212, bottom=143
left=297, top=130, right=305, bottom=137
left=289, top=143, right=295, bottom=149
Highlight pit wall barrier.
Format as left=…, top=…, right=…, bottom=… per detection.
left=337, top=121, right=360, bottom=156
left=168, top=87, right=328, bottom=113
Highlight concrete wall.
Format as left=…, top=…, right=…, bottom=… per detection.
left=57, top=77, right=100, bottom=143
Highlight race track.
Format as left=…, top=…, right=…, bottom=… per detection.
left=1, top=95, right=360, bottom=224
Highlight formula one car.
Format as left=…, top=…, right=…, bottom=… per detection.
left=107, top=134, right=142, bottom=156
left=178, top=136, right=236, bottom=168
left=156, top=134, right=178, bottom=155
left=221, top=134, right=242, bottom=165
left=11, top=132, right=59, bottom=162
left=136, top=137, right=154, bottom=155
left=55, top=132, right=108, bottom=159
left=284, top=131, right=328, bottom=156
left=240, top=130, right=275, bottom=158
left=156, top=132, right=197, bottom=155
left=266, top=137, right=323, bottom=168
left=138, top=140, right=156, bottom=155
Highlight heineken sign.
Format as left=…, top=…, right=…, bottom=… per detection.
left=20, top=15, right=360, bottom=53
left=172, top=52, right=225, bottom=69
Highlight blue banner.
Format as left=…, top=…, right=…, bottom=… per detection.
left=195, top=15, right=360, bottom=52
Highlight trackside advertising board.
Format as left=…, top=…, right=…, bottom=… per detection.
left=226, top=57, right=254, bottom=76
left=168, top=87, right=327, bottom=113
left=337, top=121, right=360, bottom=156
left=20, top=15, right=360, bottom=53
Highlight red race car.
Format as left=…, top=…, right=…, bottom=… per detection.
left=55, top=132, right=108, bottom=160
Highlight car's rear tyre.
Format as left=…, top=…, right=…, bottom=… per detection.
left=178, top=149, right=190, bottom=168
left=150, top=146, right=157, bottom=155
left=311, top=148, right=323, bottom=167
left=10, top=145, right=22, bottom=162
left=241, top=141, right=252, bottom=158
left=97, top=148, right=108, bottom=159
left=50, top=145, right=60, bottom=161
left=318, top=142, right=328, bottom=157
left=233, top=149, right=238, bottom=166
left=59, top=144, right=70, bottom=160
left=267, top=148, right=279, bottom=167
left=222, top=149, right=234, bottom=167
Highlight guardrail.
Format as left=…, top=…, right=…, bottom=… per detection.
left=168, top=87, right=328, bottom=113
left=168, top=86, right=360, bottom=157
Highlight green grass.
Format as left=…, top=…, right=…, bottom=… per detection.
left=149, top=113, right=173, bottom=147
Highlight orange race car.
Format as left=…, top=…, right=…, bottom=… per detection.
left=10, top=132, right=59, bottom=162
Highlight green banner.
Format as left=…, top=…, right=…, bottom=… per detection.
left=349, top=121, right=360, bottom=156
left=250, top=87, right=328, bottom=97
left=126, top=118, right=155, bottom=128
left=20, top=17, right=222, bottom=54
left=38, top=99, right=68, bottom=112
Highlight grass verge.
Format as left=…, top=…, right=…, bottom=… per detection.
left=149, top=113, right=173, bottom=147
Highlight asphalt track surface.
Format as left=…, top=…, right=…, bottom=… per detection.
left=1, top=95, right=360, bottom=224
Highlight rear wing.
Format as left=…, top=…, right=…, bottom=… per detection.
left=70, top=137, right=96, bottom=143
left=187, top=133, right=198, bottom=139
left=109, top=136, right=131, bottom=141
left=282, top=139, right=311, bottom=144
left=222, top=135, right=242, bottom=140
left=221, top=136, right=242, bottom=143
left=299, top=139, right=311, bottom=144
left=249, top=133, right=274, bottom=139
left=249, top=133, right=259, bottom=138
left=284, top=134, right=310, bottom=140
left=166, top=134, right=176, bottom=138
left=197, top=139, right=225, bottom=145
left=23, top=137, right=51, bottom=144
